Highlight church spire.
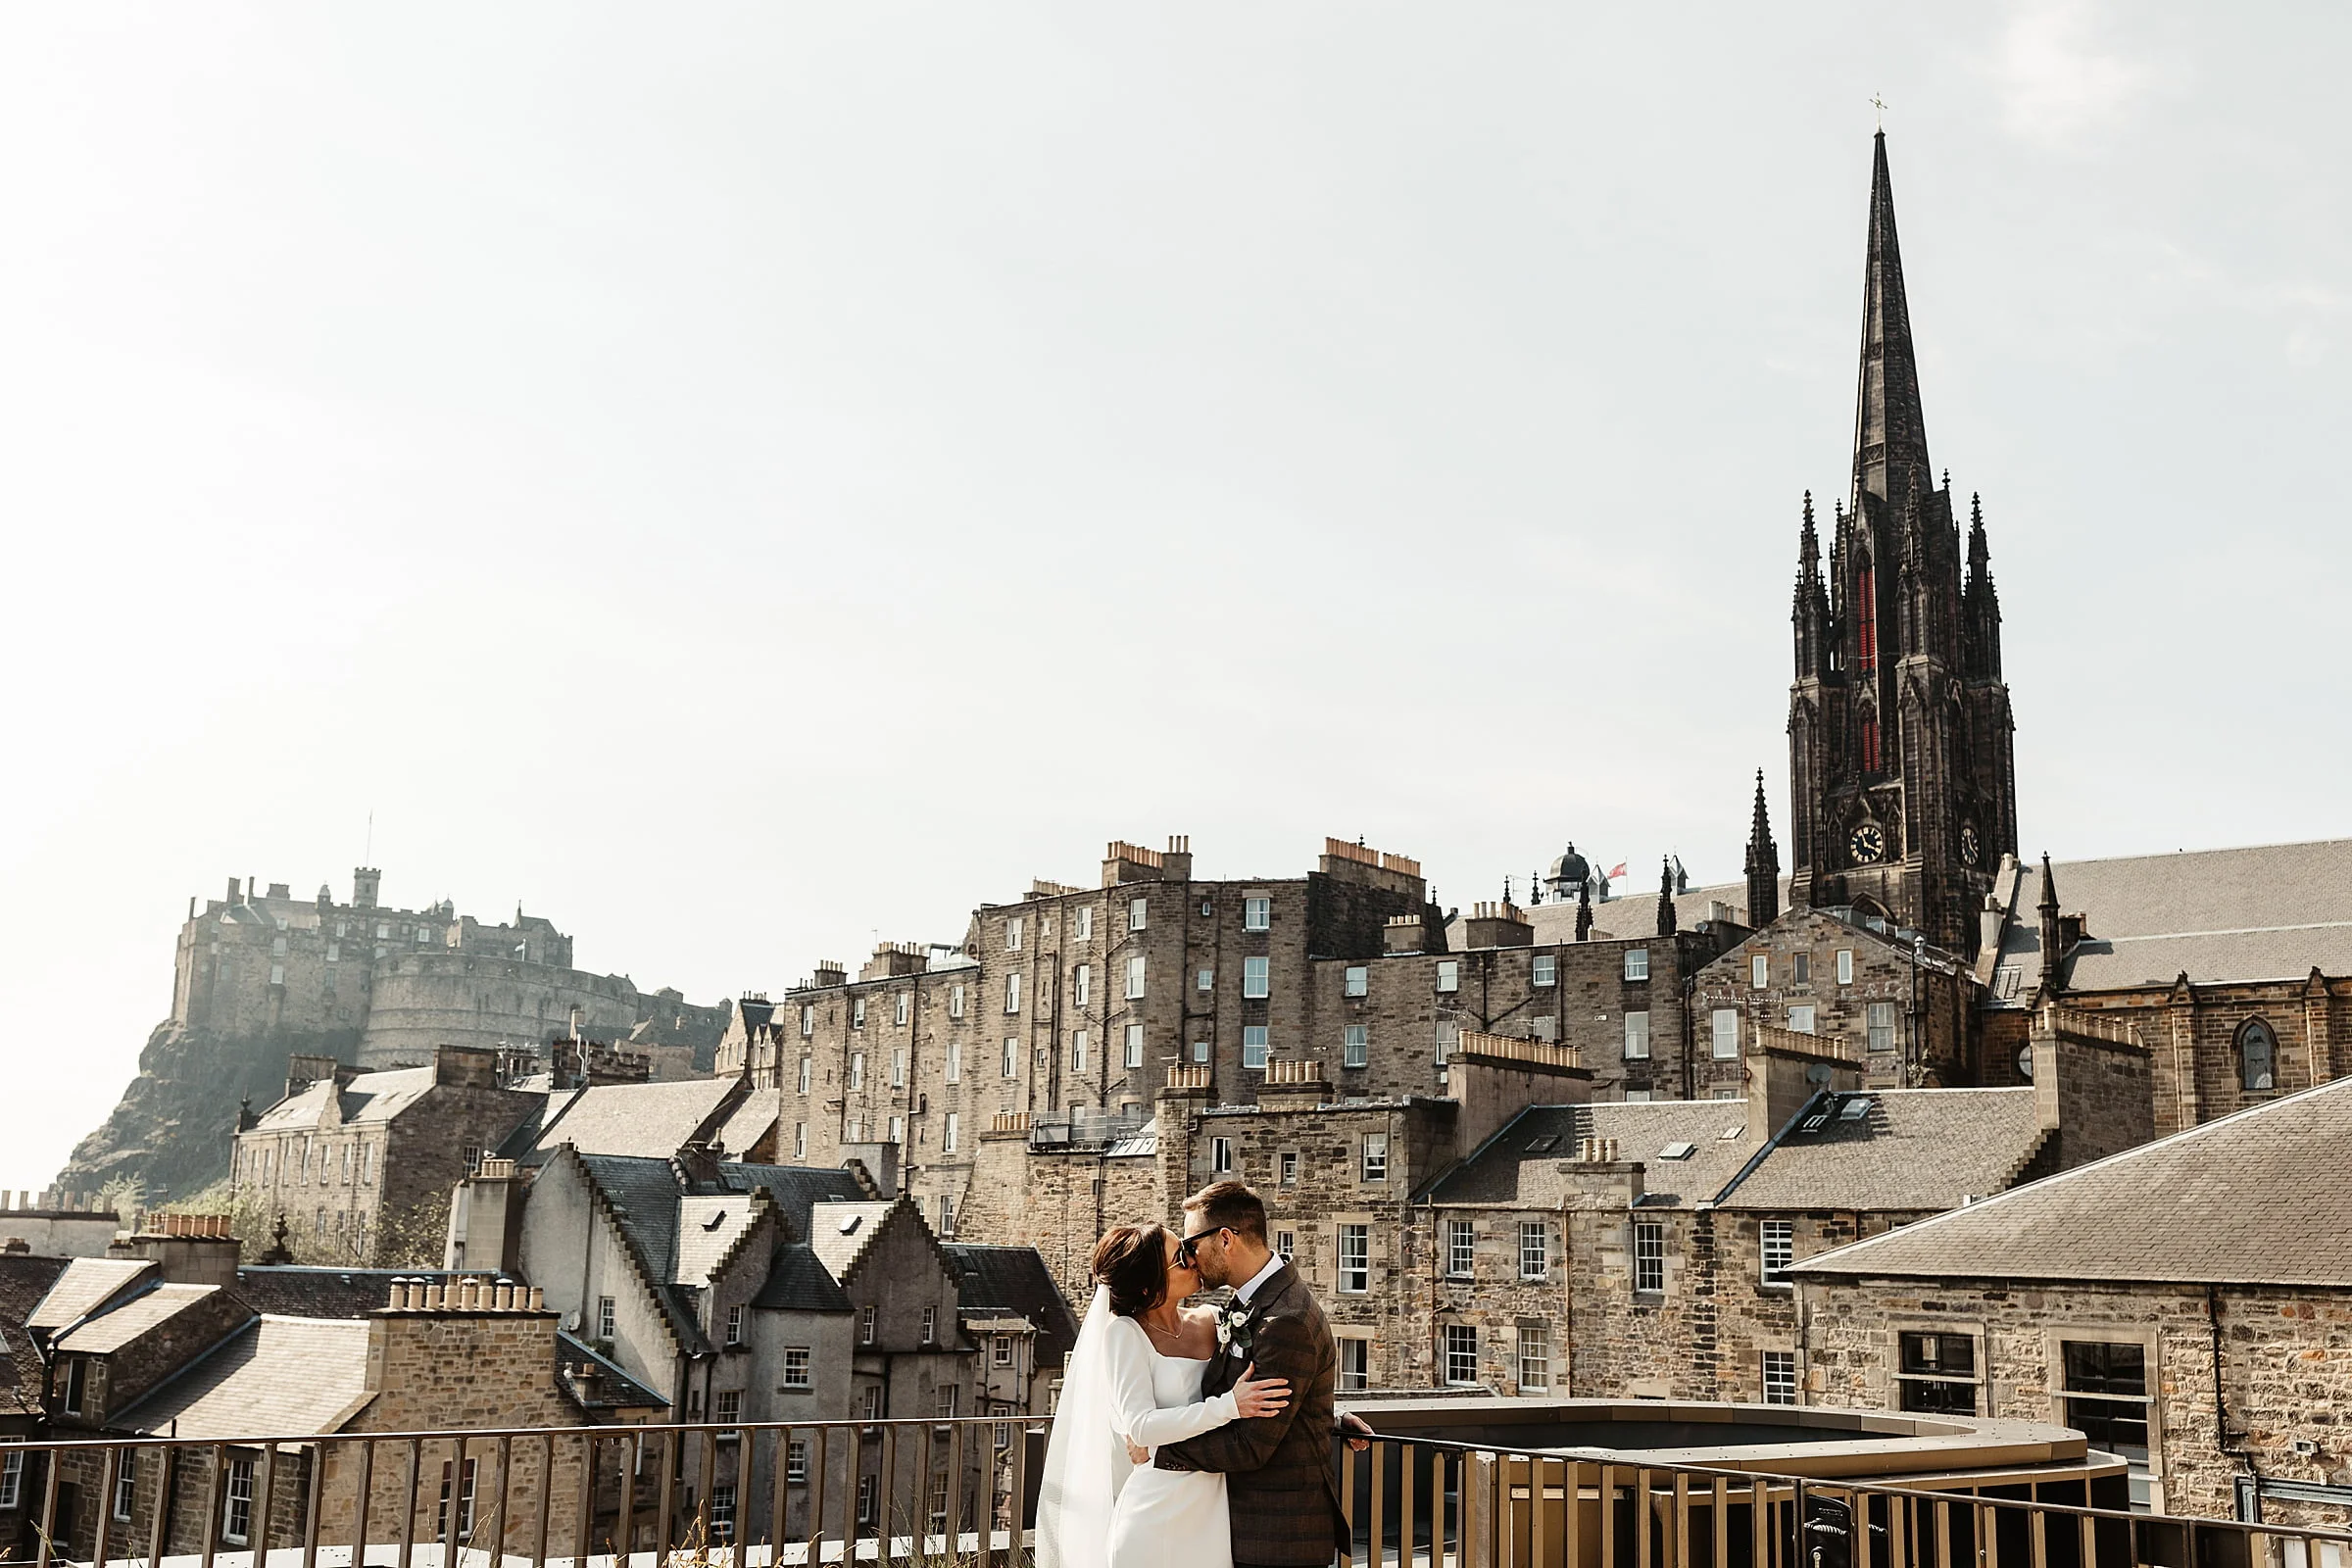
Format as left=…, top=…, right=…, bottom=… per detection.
left=1744, top=770, right=1781, bottom=929
left=1852, top=132, right=1933, bottom=520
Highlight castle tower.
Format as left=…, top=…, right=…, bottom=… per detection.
left=1786, top=133, right=2018, bottom=956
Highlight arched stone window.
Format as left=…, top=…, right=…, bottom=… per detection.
left=2237, top=1017, right=2278, bottom=1093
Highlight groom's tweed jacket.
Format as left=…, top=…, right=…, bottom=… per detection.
left=1154, top=1261, right=1349, bottom=1566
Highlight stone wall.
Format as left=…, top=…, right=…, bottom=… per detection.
left=323, top=1293, right=593, bottom=1556
left=1800, top=1275, right=2352, bottom=1528
left=2052, top=976, right=2352, bottom=1138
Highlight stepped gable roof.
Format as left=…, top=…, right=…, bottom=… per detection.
left=570, top=1154, right=867, bottom=1349
left=1998, top=839, right=2352, bottom=998
left=233, top=1267, right=517, bottom=1320
left=715, top=1089, right=783, bottom=1160
left=1795, top=1075, right=2352, bottom=1287
left=0, top=1253, right=71, bottom=1418
left=54, top=1283, right=233, bottom=1353
left=808, top=1201, right=900, bottom=1285
left=557, top=1331, right=669, bottom=1412
left=27, top=1257, right=155, bottom=1332
left=252, top=1066, right=436, bottom=1133
left=110, top=1316, right=372, bottom=1439
left=528, top=1078, right=745, bottom=1160
left=1420, top=1102, right=1758, bottom=1210
left=753, top=1246, right=854, bottom=1313
left=1714, top=1088, right=2046, bottom=1212
left=946, top=1245, right=1080, bottom=1369
left=674, top=1194, right=769, bottom=1287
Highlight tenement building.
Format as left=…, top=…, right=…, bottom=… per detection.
left=716, top=839, right=1741, bottom=1244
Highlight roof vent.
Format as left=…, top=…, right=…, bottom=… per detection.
left=702, top=1210, right=729, bottom=1231
left=837, top=1214, right=863, bottom=1236
left=1657, top=1142, right=1696, bottom=1161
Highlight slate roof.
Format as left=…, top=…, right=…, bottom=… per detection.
left=715, top=1089, right=782, bottom=1160
left=1501, top=877, right=1774, bottom=951
left=1421, top=1102, right=1759, bottom=1210
left=530, top=1079, right=746, bottom=1159
left=808, top=1202, right=898, bottom=1283
left=27, top=1258, right=154, bottom=1332
left=54, top=1283, right=227, bottom=1353
left=752, top=1246, right=853, bottom=1312
left=1996, top=839, right=2352, bottom=998
left=946, top=1245, right=1081, bottom=1370
left=252, top=1067, right=436, bottom=1133
left=557, top=1331, right=670, bottom=1411
left=110, top=1316, right=372, bottom=1439
left=674, top=1196, right=762, bottom=1287
left=0, top=1254, right=71, bottom=1419
left=1714, top=1089, right=2047, bottom=1212
left=1794, top=1075, right=2352, bottom=1287
left=233, top=1267, right=516, bottom=1319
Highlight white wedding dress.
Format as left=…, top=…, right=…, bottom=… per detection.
left=1037, top=1290, right=1239, bottom=1568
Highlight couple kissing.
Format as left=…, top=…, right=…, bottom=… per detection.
left=1038, top=1179, right=1366, bottom=1568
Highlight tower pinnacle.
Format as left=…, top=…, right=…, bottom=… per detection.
left=1744, top=770, right=1781, bottom=929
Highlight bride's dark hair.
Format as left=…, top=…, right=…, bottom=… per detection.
left=1091, top=1223, right=1173, bottom=1318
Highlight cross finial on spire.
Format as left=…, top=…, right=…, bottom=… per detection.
left=1870, top=92, right=1888, bottom=130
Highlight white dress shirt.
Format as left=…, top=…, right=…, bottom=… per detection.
left=1234, top=1250, right=1286, bottom=1306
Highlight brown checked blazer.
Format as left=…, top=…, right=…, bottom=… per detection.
left=1154, top=1261, right=1350, bottom=1567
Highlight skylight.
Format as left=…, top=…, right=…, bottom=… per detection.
left=1838, top=1097, right=1874, bottom=1121
left=837, top=1214, right=862, bottom=1236
left=1657, top=1142, right=1696, bottom=1160
left=1526, top=1136, right=1560, bottom=1153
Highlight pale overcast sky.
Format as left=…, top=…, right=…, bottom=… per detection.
left=3, top=5, right=2346, bottom=1193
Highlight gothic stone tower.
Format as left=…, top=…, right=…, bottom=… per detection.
left=1787, top=133, right=2017, bottom=956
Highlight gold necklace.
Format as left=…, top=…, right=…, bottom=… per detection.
left=1143, top=1313, right=1186, bottom=1343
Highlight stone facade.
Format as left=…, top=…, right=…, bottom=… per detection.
left=720, top=836, right=1738, bottom=1252
left=227, top=1046, right=541, bottom=1266
left=1690, top=906, right=1976, bottom=1091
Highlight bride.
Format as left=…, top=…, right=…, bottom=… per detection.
left=1036, top=1222, right=1291, bottom=1568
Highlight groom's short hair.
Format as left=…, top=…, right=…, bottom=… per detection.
left=1183, top=1180, right=1267, bottom=1242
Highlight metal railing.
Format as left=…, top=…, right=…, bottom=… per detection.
left=14, top=1419, right=2352, bottom=1568
left=6, top=1415, right=1043, bottom=1568
left=1338, top=1435, right=2352, bottom=1568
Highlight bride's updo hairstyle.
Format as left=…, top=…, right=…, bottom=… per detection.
left=1091, top=1223, right=1172, bottom=1319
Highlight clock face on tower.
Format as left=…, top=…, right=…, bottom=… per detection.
left=1959, top=824, right=1982, bottom=867
left=1849, top=822, right=1886, bottom=865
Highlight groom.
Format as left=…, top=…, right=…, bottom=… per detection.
left=1152, top=1180, right=1353, bottom=1568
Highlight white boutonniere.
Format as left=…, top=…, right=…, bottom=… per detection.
left=1219, top=1299, right=1254, bottom=1359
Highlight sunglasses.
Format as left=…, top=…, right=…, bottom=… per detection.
left=1174, top=1227, right=1226, bottom=1266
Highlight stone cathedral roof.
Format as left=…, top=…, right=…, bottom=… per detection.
left=1997, top=838, right=2352, bottom=998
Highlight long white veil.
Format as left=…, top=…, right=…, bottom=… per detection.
left=1035, top=1285, right=1134, bottom=1568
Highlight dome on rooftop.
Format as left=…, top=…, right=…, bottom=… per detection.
left=1546, top=844, right=1591, bottom=889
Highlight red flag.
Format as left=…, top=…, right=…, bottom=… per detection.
left=1606, top=862, right=1627, bottom=880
